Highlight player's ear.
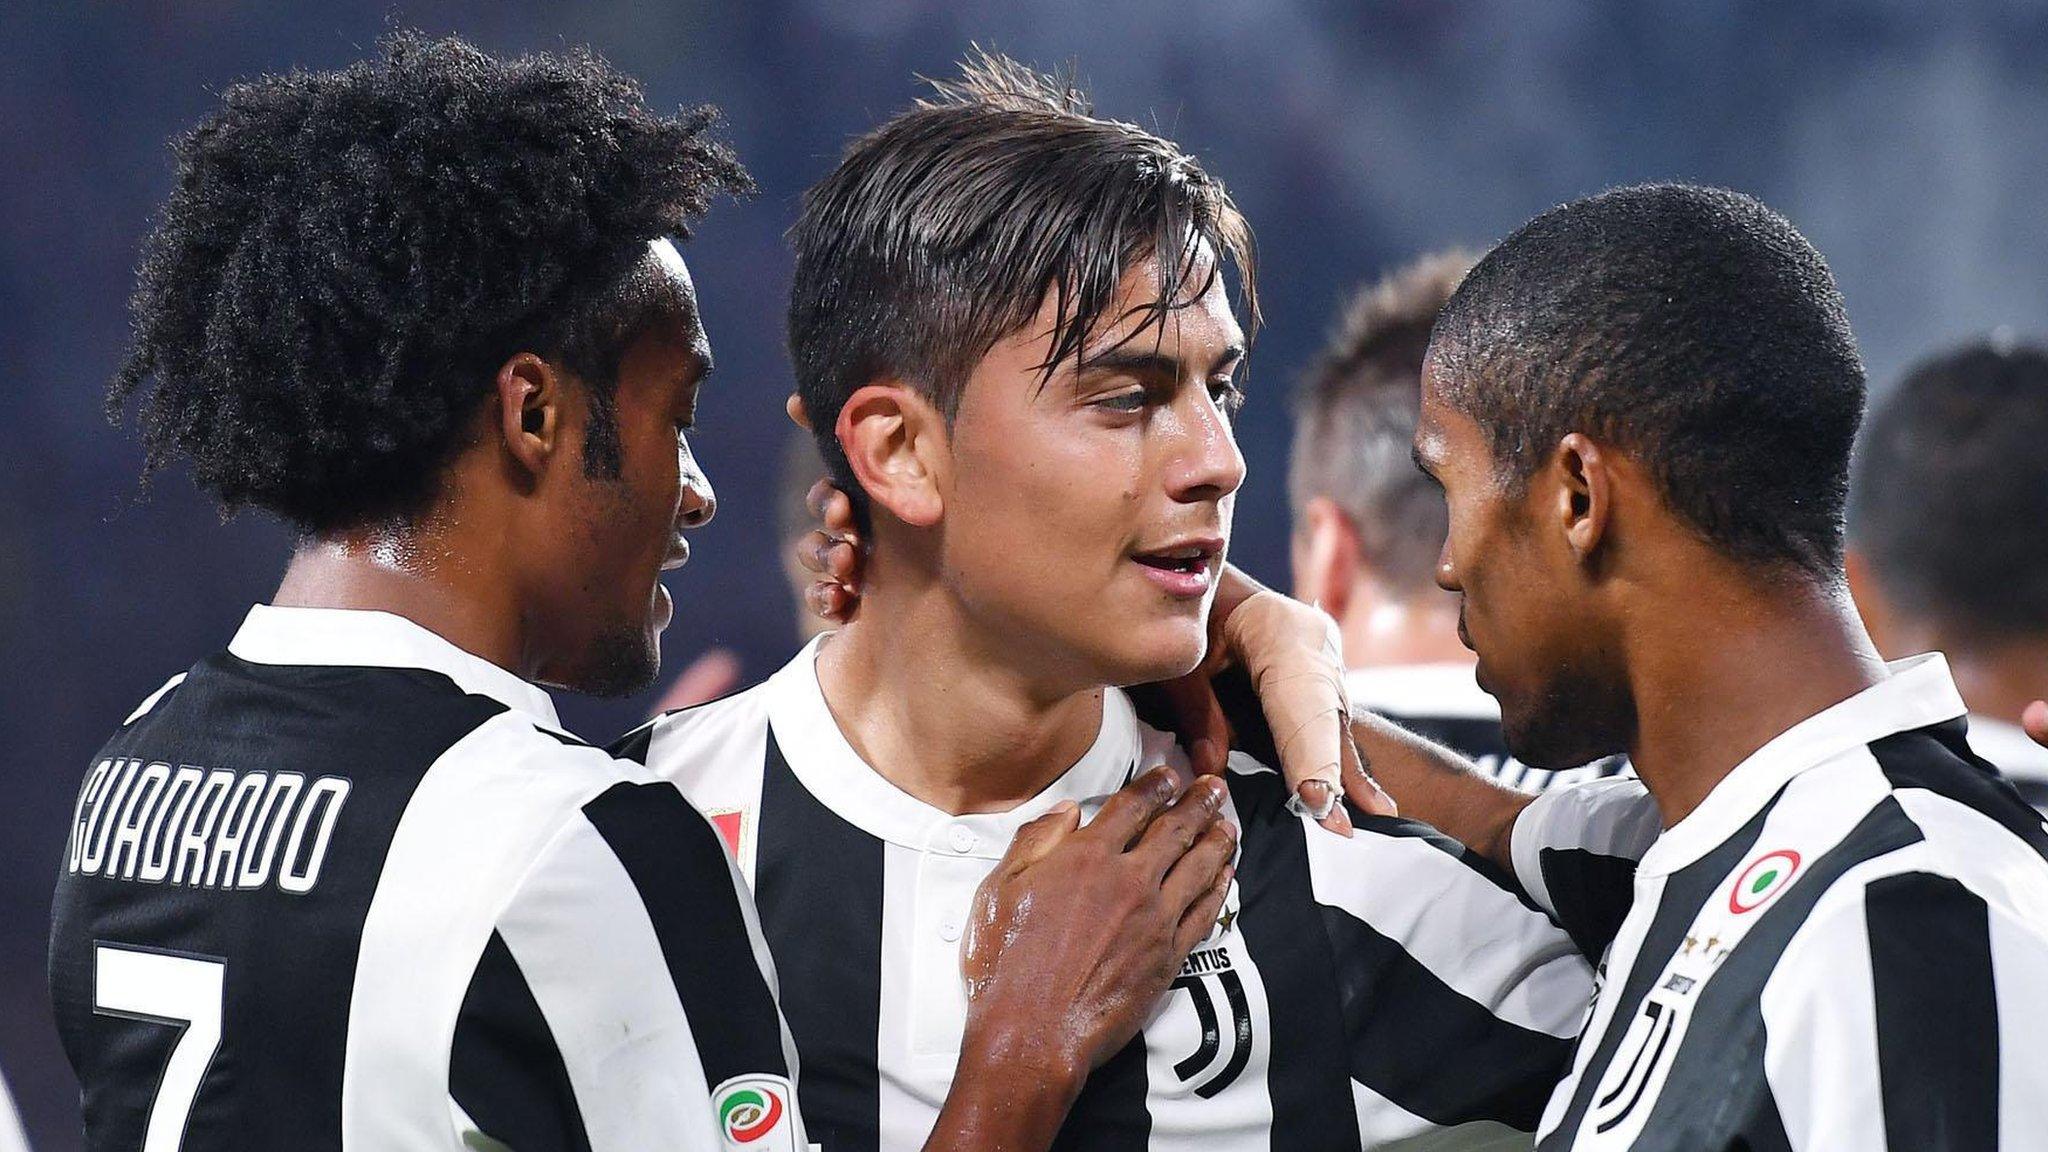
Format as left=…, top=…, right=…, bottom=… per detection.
left=836, top=381, right=947, bottom=528
left=494, top=352, right=564, bottom=480
left=1293, top=497, right=1361, bottom=618
left=1553, top=432, right=1612, bottom=563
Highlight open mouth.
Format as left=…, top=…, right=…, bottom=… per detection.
left=1132, top=545, right=1215, bottom=576
left=1131, top=538, right=1223, bottom=598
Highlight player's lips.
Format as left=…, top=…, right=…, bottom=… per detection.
left=660, top=536, right=692, bottom=572
left=1131, top=536, right=1223, bottom=599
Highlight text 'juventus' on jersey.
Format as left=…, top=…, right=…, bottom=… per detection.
left=1344, top=663, right=1631, bottom=793
left=1508, top=654, right=2048, bottom=1151
left=616, top=635, right=1602, bottom=1151
left=50, top=605, right=807, bottom=1152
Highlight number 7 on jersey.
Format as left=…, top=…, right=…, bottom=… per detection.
left=93, top=944, right=226, bottom=1152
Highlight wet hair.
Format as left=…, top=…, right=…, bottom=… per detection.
left=787, top=48, right=1256, bottom=521
left=1850, top=338, right=2048, bottom=642
left=1429, top=183, right=1866, bottom=579
left=109, top=31, right=750, bottom=533
left=1289, top=251, right=1473, bottom=596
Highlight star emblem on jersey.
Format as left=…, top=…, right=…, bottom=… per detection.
left=714, top=1075, right=794, bottom=1149
left=1727, top=849, right=1802, bottom=914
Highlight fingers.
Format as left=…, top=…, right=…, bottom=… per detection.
left=1171, top=859, right=1236, bottom=958
left=1339, top=727, right=1397, bottom=819
left=1129, top=776, right=1227, bottom=881
left=805, top=479, right=861, bottom=539
left=1087, top=764, right=1191, bottom=849
left=1003, top=800, right=1082, bottom=869
left=2025, top=700, right=2048, bottom=748
left=1162, top=817, right=1236, bottom=914
left=804, top=580, right=857, bottom=625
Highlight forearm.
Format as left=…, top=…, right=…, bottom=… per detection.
left=1349, top=711, right=1532, bottom=868
left=922, top=1023, right=1086, bottom=1152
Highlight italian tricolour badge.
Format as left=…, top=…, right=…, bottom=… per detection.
left=713, top=1074, right=796, bottom=1150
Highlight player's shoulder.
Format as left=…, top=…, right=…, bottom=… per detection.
left=613, top=676, right=775, bottom=763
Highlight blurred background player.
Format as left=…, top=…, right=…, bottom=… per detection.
left=1847, top=337, right=2048, bottom=809
left=1289, top=252, right=1627, bottom=790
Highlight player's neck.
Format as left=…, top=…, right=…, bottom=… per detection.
left=273, top=527, right=528, bottom=678
left=816, top=585, right=1108, bottom=816
left=1624, top=570, right=1887, bottom=828
left=1335, top=589, right=1472, bottom=670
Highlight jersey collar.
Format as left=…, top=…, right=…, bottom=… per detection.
left=1637, top=653, right=1966, bottom=876
left=227, top=604, right=563, bottom=729
left=762, top=635, right=1146, bottom=858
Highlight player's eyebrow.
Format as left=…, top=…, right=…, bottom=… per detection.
left=1077, top=342, right=1245, bottom=380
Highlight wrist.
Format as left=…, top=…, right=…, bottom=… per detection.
left=957, top=1013, right=1087, bottom=1100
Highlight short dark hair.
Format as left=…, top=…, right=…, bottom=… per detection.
left=109, top=32, right=750, bottom=533
left=787, top=49, right=1256, bottom=520
left=1290, top=251, right=1473, bottom=595
left=1429, top=183, right=1866, bottom=579
left=1850, top=338, right=2048, bottom=642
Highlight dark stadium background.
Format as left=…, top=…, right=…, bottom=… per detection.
left=6, top=2, right=2047, bottom=1144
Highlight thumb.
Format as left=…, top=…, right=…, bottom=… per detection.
left=1004, top=800, right=1082, bottom=868
left=2023, top=700, right=2048, bottom=749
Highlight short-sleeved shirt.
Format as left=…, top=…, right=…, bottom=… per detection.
left=50, top=605, right=807, bottom=1152
left=1510, top=655, right=2048, bottom=1150
left=619, top=635, right=1600, bottom=1151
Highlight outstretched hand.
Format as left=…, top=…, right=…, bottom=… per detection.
left=791, top=476, right=1394, bottom=835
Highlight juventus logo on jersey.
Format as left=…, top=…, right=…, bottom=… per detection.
left=1170, top=947, right=1253, bottom=1098
left=1589, top=997, right=1685, bottom=1135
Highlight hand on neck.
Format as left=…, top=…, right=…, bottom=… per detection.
left=813, top=581, right=1109, bottom=817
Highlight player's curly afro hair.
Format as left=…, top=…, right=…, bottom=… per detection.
left=109, top=32, right=751, bottom=533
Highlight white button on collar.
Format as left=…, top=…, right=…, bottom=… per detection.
left=940, top=919, right=962, bottom=942
left=947, top=825, right=977, bottom=854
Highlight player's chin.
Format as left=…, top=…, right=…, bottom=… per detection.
left=568, top=622, right=664, bottom=699
left=1102, top=617, right=1208, bottom=687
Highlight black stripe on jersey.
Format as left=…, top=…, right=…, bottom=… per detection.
left=2013, top=777, right=2048, bottom=811
left=1320, top=903, right=1570, bottom=1130
left=1538, top=847, right=1640, bottom=961
left=51, top=657, right=509, bottom=1152
left=1880, top=721, right=2048, bottom=859
left=1351, top=811, right=1546, bottom=916
left=1625, top=797, right=1925, bottom=1149
left=1050, top=1035, right=1151, bottom=1152
left=1537, top=792, right=1777, bottom=1150
left=606, top=722, right=655, bottom=765
left=1868, top=872, right=1999, bottom=1151
left=1226, top=768, right=1364, bottom=1151
left=450, top=931, right=592, bottom=1152
left=753, top=731, right=884, bottom=1152
left=579, top=782, right=790, bottom=1087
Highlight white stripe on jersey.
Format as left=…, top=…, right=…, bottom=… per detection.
left=1303, top=812, right=1587, bottom=1037
left=1515, top=654, right=2048, bottom=1151
left=494, top=814, right=719, bottom=1151
left=341, top=710, right=629, bottom=1146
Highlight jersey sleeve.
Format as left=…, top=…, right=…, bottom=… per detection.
left=449, top=779, right=805, bottom=1152
left=1760, top=870, right=2035, bottom=1151
left=1509, top=776, right=1660, bottom=960
left=1303, top=809, right=1593, bottom=1137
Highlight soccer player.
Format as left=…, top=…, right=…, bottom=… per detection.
left=52, top=35, right=1236, bottom=1152
left=624, top=54, right=1597, bottom=1150
left=1345, top=184, right=2048, bottom=1149
left=1290, top=252, right=1627, bottom=791
left=1846, top=339, right=2048, bottom=809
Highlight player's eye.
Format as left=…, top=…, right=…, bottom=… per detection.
left=1091, top=388, right=1149, bottom=414
left=1209, top=379, right=1245, bottom=416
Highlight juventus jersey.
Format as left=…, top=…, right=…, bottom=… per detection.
left=50, top=605, right=807, bottom=1152
left=1344, top=664, right=1630, bottom=793
left=1966, top=713, right=2048, bottom=815
left=1507, top=654, right=2048, bottom=1150
left=618, top=636, right=1601, bottom=1151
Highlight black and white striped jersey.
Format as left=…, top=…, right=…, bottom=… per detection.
left=1506, top=654, right=2048, bottom=1151
left=50, top=605, right=807, bottom=1152
left=1344, top=664, right=1631, bottom=793
left=617, top=636, right=1600, bottom=1151
left=1966, top=712, right=2048, bottom=815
